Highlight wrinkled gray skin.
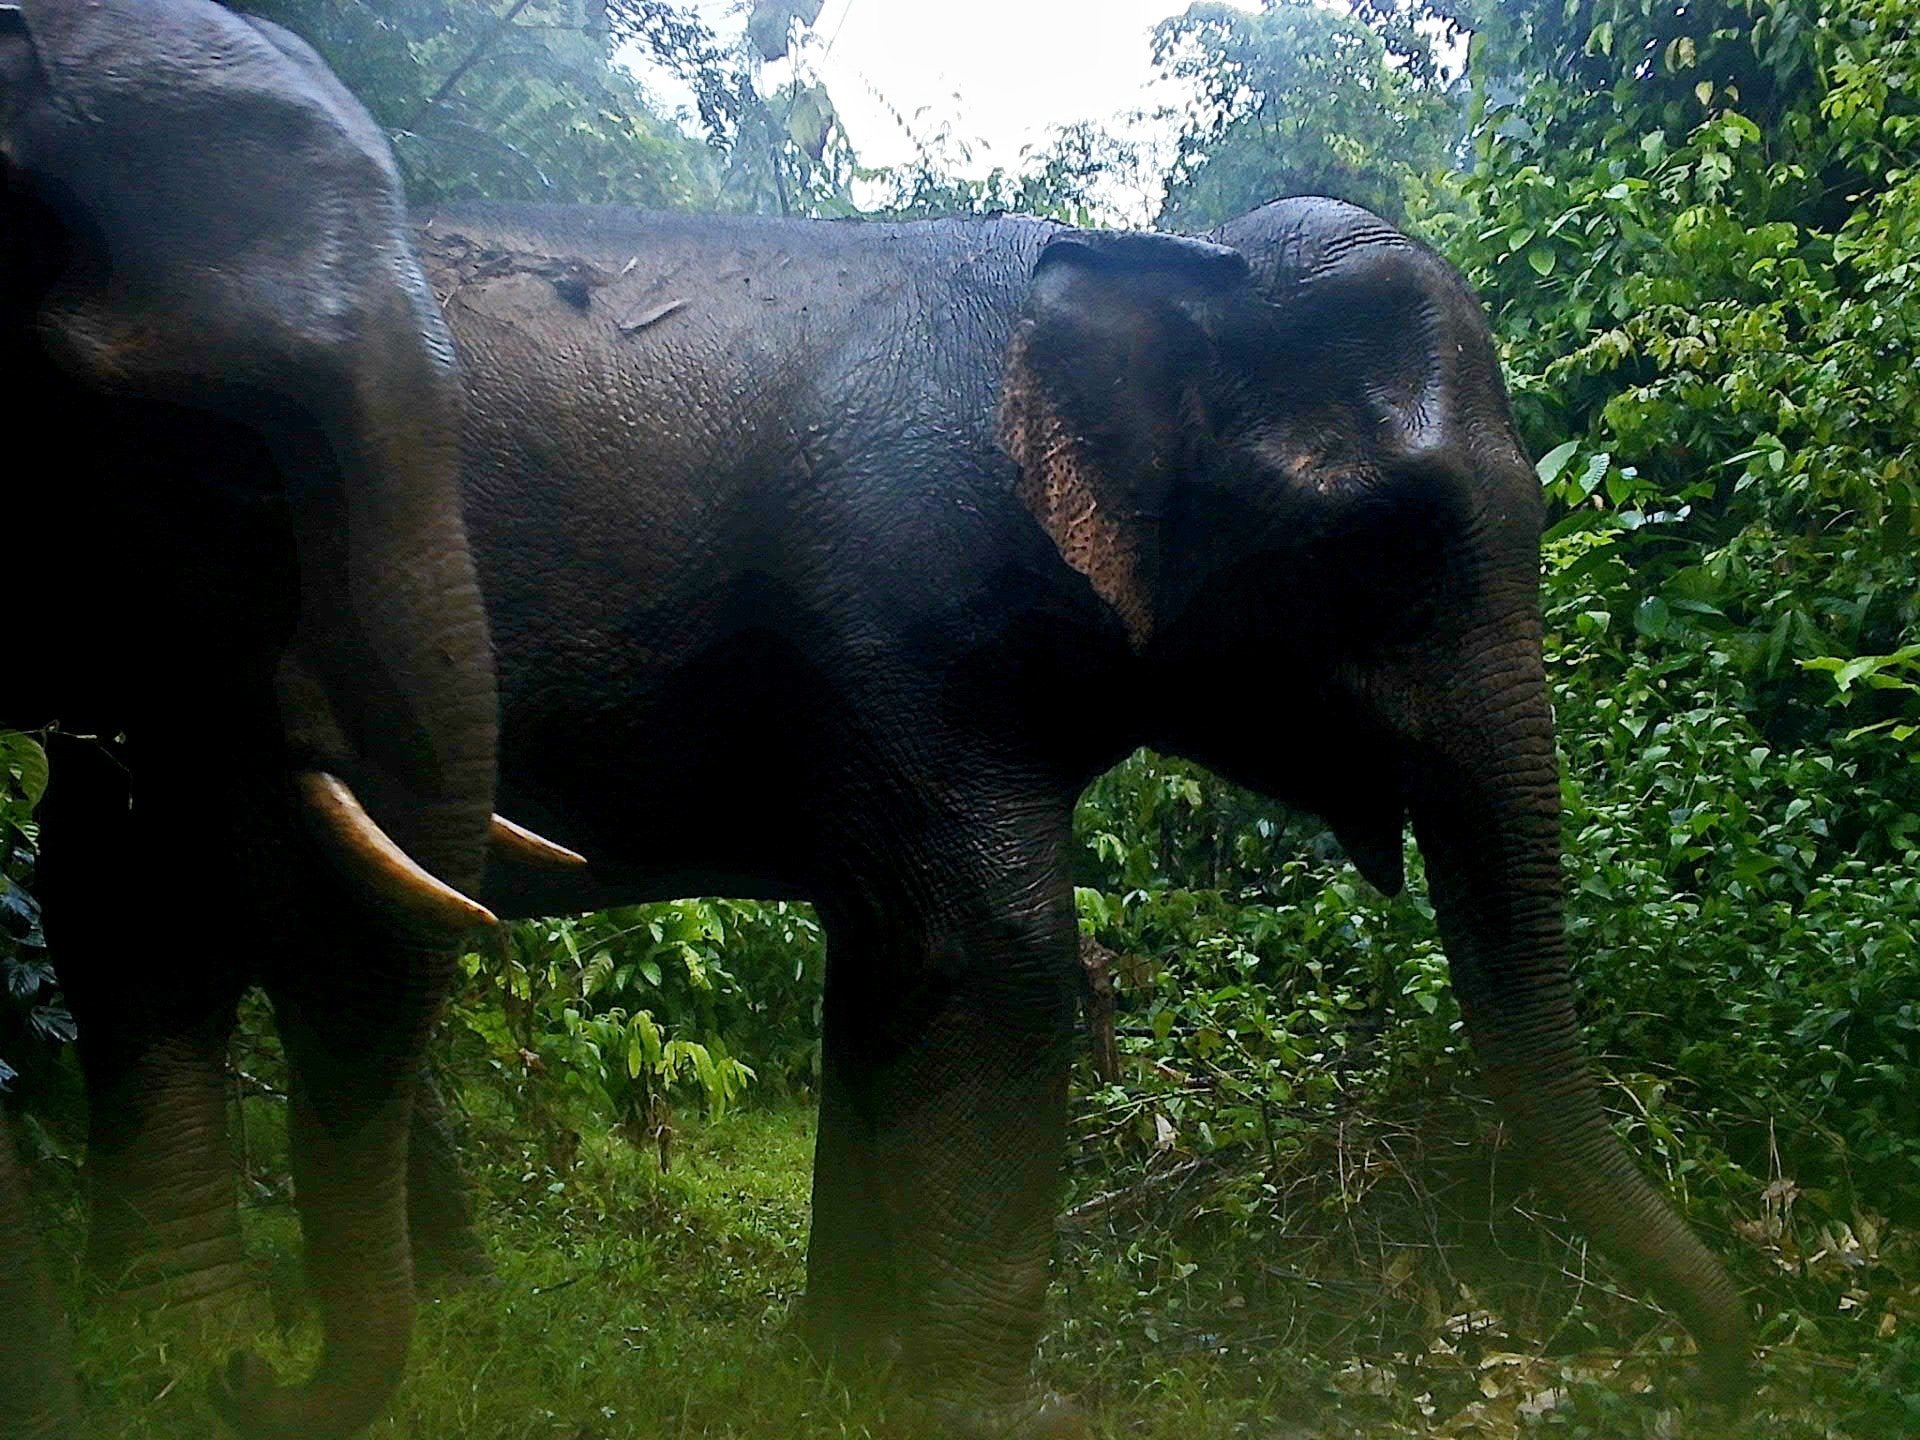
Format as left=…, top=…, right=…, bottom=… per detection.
left=427, top=199, right=1750, bottom=1435
left=2, top=2, right=495, bottom=1436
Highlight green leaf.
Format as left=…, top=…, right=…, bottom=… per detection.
left=1535, top=439, right=1580, bottom=487
left=636, top=1011, right=663, bottom=1071
left=1527, top=243, right=1557, bottom=276
left=583, top=949, right=614, bottom=997
left=785, top=83, right=835, bottom=164
left=1576, top=452, right=1612, bottom=500
left=0, top=731, right=50, bottom=813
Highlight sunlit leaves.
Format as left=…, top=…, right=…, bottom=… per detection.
left=0, top=732, right=47, bottom=818
left=745, top=0, right=822, bottom=63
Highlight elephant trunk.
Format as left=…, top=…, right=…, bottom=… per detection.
left=215, top=293, right=496, bottom=1440
left=271, top=289, right=499, bottom=925
left=1404, top=590, right=1750, bottom=1396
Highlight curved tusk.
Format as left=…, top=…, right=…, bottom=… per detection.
left=488, top=814, right=588, bottom=871
left=297, top=772, right=498, bottom=932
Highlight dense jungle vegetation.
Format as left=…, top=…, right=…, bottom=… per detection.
left=6, top=0, right=1920, bottom=1434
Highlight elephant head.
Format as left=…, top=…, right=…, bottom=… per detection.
left=1, top=0, right=501, bottom=925
left=0, top=3, right=566, bottom=1436
left=1003, top=197, right=1750, bottom=1393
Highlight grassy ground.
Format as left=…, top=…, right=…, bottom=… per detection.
left=32, top=1092, right=1920, bottom=1439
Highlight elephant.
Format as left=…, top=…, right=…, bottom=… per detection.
left=422, top=197, right=1753, bottom=1434
left=0, top=2, right=568, bottom=1435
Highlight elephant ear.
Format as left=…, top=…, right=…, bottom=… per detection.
left=1001, top=228, right=1250, bottom=648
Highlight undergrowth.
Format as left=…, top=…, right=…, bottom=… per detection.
left=15, top=983, right=1920, bottom=1438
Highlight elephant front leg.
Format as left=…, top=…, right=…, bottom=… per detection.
left=38, top=736, right=250, bottom=1307
left=800, top=964, right=905, bottom=1371
left=808, top=854, right=1090, bottom=1438
left=75, top=1022, right=246, bottom=1304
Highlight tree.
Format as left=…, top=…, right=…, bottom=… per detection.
left=238, top=0, right=718, bottom=206
left=1152, top=0, right=1463, bottom=231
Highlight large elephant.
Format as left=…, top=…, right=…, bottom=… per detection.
left=0, top=2, right=569, bottom=1435
left=427, top=199, right=1752, bottom=1433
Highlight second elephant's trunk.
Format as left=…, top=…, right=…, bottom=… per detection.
left=229, top=275, right=495, bottom=1440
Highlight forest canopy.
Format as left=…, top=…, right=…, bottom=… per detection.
left=6, top=1, right=1920, bottom=1435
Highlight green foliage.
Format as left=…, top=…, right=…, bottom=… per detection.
left=447, top=899, right=823, bottom=1154
left=0, top=731, right=66, bottom=1095
left=236, top=0, right=718, bottom=206
left=859, top=122, right=1153, bottom=227
left=1431, top=0, right=1920, bottom=1217
left=232, top=0, right=873, bottom=216
left=1454, top=0, right=1920, bottom=788
left=1152, top=0, right=1465, bottom=230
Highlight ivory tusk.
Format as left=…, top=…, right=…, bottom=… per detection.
left=297, top=772, right=498, bottom=932
left=488, top=814, right=588, bottom=871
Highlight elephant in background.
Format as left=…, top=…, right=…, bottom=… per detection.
left=0, top=2, right=568, bottom=1435
left=429, top=197, right=1750, bottom=1435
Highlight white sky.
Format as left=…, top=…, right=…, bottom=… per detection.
left=795, top=0, right=1259, bottom=174
left=629, top=1, right=1264, bottom=217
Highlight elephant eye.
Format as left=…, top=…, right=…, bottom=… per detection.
left=1246, top=420, right=1380, bottom=502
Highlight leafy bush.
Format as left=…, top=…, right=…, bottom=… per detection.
left=0, top=731, right=68, bottom=1097
left=447, top=899, right=824, bottom=1159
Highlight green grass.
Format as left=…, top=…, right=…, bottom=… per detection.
left=39, top=1093, right=1920, bottom=1439
left=66, top=1106, right=884, bottom=1439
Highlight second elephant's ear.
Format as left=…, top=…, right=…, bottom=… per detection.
left=1001, top=229, right=1250, bottom=648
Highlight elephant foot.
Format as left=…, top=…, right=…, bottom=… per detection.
left=924, top=1392, right=1092, bottom=1440
left=85, top=1241, right=251, bottom=1314
left=209, top=1351, right=301, bottom=1440
left=86, top=1194, right=249, bottom=1311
